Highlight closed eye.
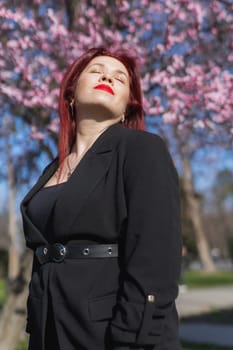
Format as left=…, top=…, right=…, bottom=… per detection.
left=115, top=77, right=125, bottom=83
left=90, top=70, right=101, bottom=73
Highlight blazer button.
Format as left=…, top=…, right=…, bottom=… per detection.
left=147, top=294, right=156, bottom=303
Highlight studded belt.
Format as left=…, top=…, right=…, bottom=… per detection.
left=35, top=243, right=118, bottom=264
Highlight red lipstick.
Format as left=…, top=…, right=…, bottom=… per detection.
left=94, top=84, right=114, bottom=95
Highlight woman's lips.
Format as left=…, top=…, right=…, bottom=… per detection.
left=94, top=84, right=114, bottom=95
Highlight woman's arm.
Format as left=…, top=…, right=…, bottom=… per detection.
left=109, top=132, right=183, bottom=349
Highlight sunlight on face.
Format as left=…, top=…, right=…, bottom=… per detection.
left=74, top=55, right=130, bottom=121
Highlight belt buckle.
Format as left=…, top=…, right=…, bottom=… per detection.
left=51, top=243, right=67, bottom=262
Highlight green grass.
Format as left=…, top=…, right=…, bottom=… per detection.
left=182, top=342, right=233, bottom=350
left=184, top=270, right=233, bottom=288
left=0, top=278, right=7, bottom=309
left=16, top=339, right=28, bottom=350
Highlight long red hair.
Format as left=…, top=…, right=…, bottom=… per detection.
left=57, top=46, right=145, bottom=182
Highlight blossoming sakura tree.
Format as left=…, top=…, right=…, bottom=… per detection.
left=1, top=1, right=232, bottom=140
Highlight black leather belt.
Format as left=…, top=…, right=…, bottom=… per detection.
left=35, top=243, right=118, bottom=264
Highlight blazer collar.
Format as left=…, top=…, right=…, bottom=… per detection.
left=20, top=122, right=124, bottom=247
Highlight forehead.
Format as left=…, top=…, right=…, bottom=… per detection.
left=86, top=55, right=129, bottom=76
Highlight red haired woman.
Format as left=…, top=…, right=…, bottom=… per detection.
left=20, top=46, right=182, bottom=350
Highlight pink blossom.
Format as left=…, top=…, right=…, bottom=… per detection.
left=194, top=120, right=205, bottom=128
left=30, top=126, right=45, bottom=140
left=7, top=40, right=18, bottom=49
left=187, top=28, right=197, bottom=39
left=228, top=54, right=233, bottom=62
left=47, top=118, right=59, bottom=133
left=163, top=112, right=177, bottom=124
left=211, top=27, right=218, bottom=35
left=156, top=44, right=166, bottom=54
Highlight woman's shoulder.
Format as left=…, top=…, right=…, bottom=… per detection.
left=120, top=126, right=177, bottom=173
left=120, top=126, right=179, bottom=184
left=120, top=126, right=168, bottom=153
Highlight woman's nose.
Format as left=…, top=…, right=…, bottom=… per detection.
left=99, top=73, right=113, bottom=84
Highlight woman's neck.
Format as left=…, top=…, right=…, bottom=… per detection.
left=70, top=119, right=115, bottom=156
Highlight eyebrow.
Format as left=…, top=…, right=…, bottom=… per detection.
left=87, top=63, right=129, bottom=79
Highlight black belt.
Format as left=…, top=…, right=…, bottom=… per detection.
left=35, top=242, right=118, bottom=264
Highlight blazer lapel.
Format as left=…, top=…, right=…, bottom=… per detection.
left=20, top=158, right=59, bottom=247
left=53, top=122, right=124, bottom=236
left=20, top=122, right=123, bottom=246
left=21, top=158, right=59, bottom=204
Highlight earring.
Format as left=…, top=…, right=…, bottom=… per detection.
left=69, top=99, right=75, bottom=119
left=121, top=114, right=125, bottom=123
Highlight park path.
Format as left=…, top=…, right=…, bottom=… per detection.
left=176, top=285, right=233, bottom=347
left=179, top=323, right=233, bottom=347
left=176, top=285, right=233, bottom=317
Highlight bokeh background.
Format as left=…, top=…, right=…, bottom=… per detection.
left=0, top=1, right=233, bottom=349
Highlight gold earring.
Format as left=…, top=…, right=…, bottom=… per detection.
left=69, top=99, right=75, bottom=119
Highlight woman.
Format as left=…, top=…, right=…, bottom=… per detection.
left=20, top=46, right=182, bottom=350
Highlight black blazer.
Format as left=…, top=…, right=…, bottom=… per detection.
left=20, top=122, right=182, bottom=350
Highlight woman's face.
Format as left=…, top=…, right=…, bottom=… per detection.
left=74, top=55, right=130, bottom=121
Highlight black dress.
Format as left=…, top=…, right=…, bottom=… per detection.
left=26, top=183, right=65, bottom=350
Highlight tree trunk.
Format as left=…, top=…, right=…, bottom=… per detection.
left=181, top=157, right=216, bottom=272
left=64, top=0, right=81, bottom=31
left=5, top=118, right=20, bottom=281
left=0, top=249, right=32, bottom=350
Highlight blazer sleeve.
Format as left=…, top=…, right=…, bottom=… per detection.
left=109, top=132, right=183, bottom=349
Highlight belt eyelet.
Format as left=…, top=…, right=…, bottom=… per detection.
left=107, top=247, right=112, bottom=254
left=82, top=247, right=90, bottom=255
